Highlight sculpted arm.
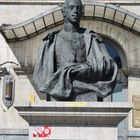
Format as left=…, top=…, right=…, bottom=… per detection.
left=70, top=62, right=93, bottom=82
left=70, top=32, right=114, bottom=83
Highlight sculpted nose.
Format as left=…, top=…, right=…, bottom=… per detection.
left=73, top=7, right=78, bottom=13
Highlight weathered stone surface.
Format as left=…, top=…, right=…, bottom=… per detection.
left=15, top=102, right=132, bottom=125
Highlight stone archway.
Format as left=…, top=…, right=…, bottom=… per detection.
left=102, top=35, right=128, bottom=102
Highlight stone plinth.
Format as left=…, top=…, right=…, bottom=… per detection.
left=15, top=102, right=132, bottom=140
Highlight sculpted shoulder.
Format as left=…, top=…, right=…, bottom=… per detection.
left=43, top=30, right=60, bottom=43
left=84, top=29, right=103, bottom=43
left=42, top=28, right=103, bottom=44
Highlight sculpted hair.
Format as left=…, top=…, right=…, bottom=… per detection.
left=63, top=0, right=82, bottom=7
left=63, top=0, right=83, bottom=15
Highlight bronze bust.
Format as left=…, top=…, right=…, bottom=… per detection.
left=33, top=0, right=118, bottom=101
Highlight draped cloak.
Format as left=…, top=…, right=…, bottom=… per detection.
left=33, top=29, right=118, bottom=101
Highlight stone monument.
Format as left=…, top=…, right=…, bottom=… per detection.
left=33, top=0, right=118, bottom=101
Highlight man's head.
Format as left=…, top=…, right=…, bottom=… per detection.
left=63, top=0, right=83, bottom=24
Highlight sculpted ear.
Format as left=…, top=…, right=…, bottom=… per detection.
left=62, top=4, right=66, bottom=17
left=82, top=6, right=84, bottom=16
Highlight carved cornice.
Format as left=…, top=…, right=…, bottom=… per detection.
left=15, top=102, right=132, bottom=126
left=0, top=0, right=140, bottom=5
left=1, top=3, right=140, bottom=42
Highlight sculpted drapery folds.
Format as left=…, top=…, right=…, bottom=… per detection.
left=33, top=0, right=118, bottom=101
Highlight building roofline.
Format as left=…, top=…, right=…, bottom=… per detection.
left=0, top=0, right=140, bottom=5
left=1, top=3, right=140, bottom=42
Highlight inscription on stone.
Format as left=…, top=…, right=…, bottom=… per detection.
left=133, top=96, right=140, bottom=127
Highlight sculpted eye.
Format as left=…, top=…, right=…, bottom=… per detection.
left=77, top=6, right=82, bottom=10
left=69, top=5, right=75, bottom=10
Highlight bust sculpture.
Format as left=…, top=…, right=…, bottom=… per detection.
left=33, top=0, right=118, bottom=101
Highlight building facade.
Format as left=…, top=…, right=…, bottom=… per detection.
left=0, top=0, right=140, bottom=140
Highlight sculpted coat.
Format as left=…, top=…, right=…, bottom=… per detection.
left=33, top=29, right=118, bottom=101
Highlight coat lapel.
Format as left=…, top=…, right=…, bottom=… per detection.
left=84, top=31, right=92, bottom=57
left=47, top=34, right=57, bottom=76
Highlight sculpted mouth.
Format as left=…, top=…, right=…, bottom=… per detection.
left=72, top=15, right=78, bottom=19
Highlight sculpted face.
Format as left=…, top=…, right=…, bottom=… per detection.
left=63, top=0, right=83, bottom=24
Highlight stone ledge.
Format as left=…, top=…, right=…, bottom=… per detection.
left=0, top=129, right=28, bottom=135
left=15, top=102, right=132, bottom=126
left=128, top=131, right=140, bottom=137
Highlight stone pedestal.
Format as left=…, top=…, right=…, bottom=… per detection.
left=15, top=102, right=132, bottom=140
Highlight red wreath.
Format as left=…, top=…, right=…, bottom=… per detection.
left=33, top=125, right=51, bottom=138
